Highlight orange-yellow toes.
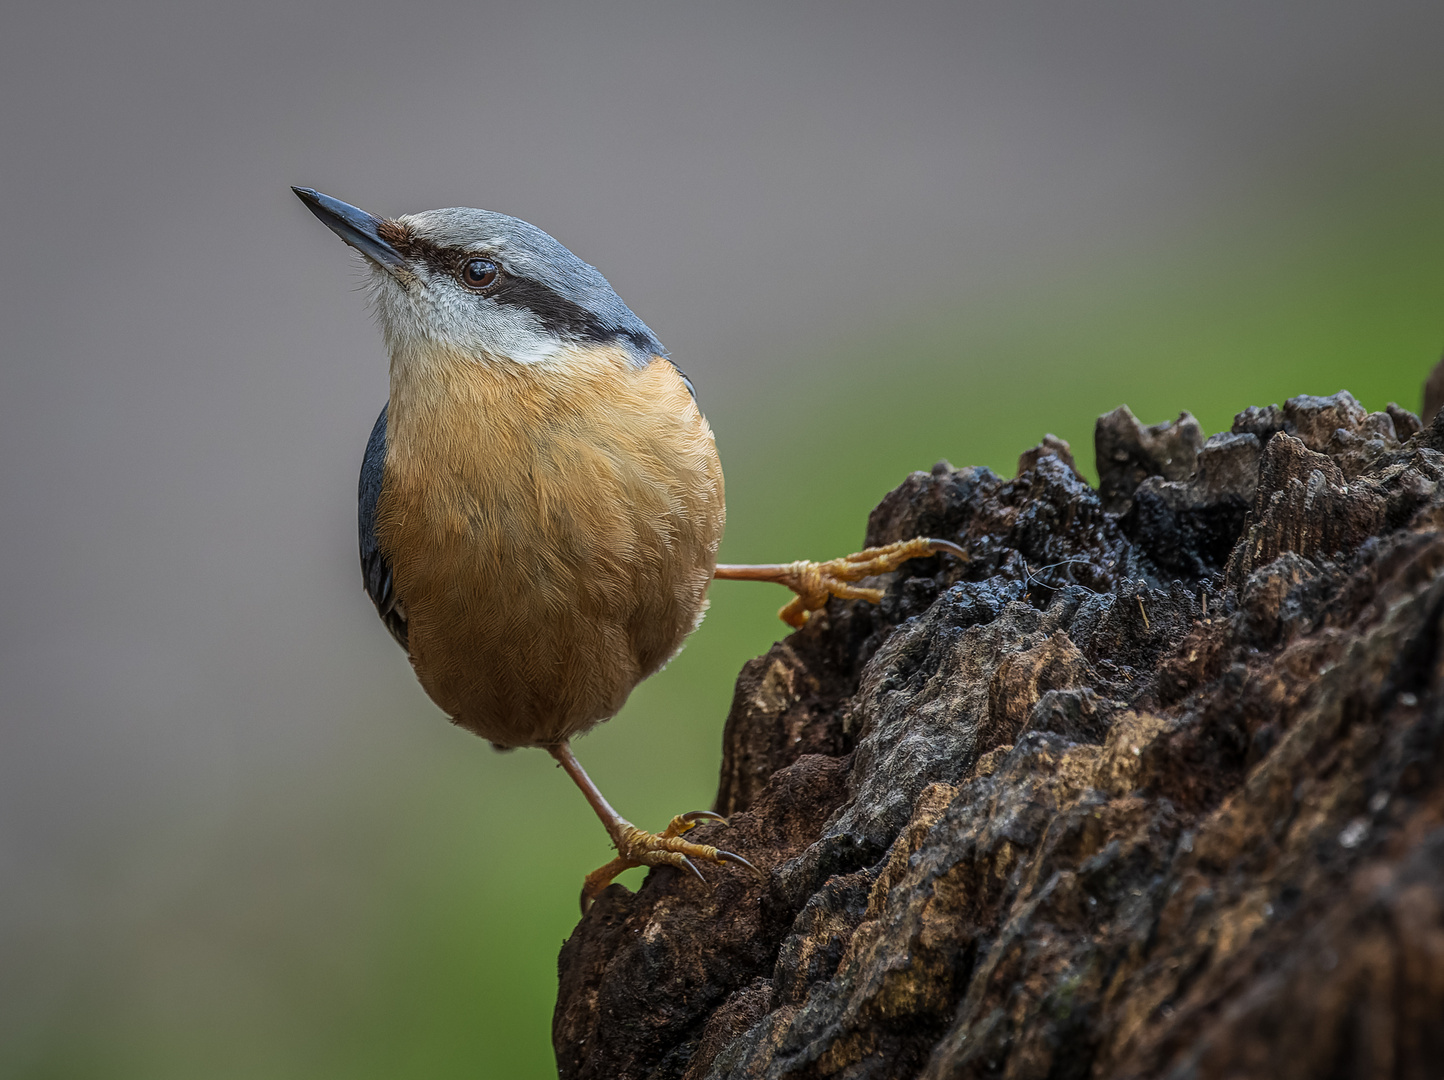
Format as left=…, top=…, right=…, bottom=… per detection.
left=777, top=537, right=968, bottom=628
left=662, top=809, right=728, bottom=837
left=578, top=815, right=760, bottom=914
left=581, top=857, right=634, bottom=909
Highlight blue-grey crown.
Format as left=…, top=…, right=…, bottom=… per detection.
left=399, top=207, right=668, bottom=364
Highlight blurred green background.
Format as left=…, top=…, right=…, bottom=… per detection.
left=21, top=165, right=1442, bottom=1080
left=4, top=4, right=1443, bottom=1079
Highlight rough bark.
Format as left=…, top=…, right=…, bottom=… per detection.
left=555, top=388, right=1444, bottom=1080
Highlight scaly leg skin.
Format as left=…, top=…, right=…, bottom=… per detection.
left=549, top=742, right=760, bottom=914
left=714, top=536, right=967, bottom=628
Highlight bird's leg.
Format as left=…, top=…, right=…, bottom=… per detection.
left=549, top=741, right=760, bottom=913
left=714, top=537, right=967, bottom=628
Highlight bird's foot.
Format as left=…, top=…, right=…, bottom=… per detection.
left=580, top=810, right=760, bottom=913
left=769, top=537, right=967, bottom=628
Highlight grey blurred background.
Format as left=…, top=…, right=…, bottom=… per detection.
left=3, top=2, right=1442, bottom=1076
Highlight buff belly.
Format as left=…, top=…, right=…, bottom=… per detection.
left=375, top=348, right=725, bottom=747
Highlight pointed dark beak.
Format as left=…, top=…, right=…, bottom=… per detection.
left=292, top=187, right=408, bottom=272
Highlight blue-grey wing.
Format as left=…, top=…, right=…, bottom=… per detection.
left=360, top=403, right=408, bottom=649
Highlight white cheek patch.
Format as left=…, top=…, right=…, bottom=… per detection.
left=368, top=263, right=569, bottom=367
left=456, top=302, right=568, bottom=365
left=498, top=335, right=568, bottom=366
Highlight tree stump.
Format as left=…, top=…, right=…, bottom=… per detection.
left=555, top=389, right=1444, bottom=1080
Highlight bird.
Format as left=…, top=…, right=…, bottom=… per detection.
left=293, top=187, right=964, bottom=911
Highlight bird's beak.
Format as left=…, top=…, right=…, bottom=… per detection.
left=292, top=187, right=409, bottom=272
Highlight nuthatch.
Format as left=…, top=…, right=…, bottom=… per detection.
left=294, top=187, right=964, bottom=910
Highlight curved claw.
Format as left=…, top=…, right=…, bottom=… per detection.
left=716, top=849, right=764, bottom=879
left=678, top=855, right=709, bottom=887
left=663, top=810, right=729, bottom=840
left=681, top=810, right=729, bottom=826
left=926, top=538, right=968, bottom=561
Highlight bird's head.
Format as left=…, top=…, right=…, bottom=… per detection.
left=293, top=187, right=666, bottom=371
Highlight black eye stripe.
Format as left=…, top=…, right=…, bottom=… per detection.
left=486, top=275, right=620, bottom=342
left=398, top=237, right=663, bottom=356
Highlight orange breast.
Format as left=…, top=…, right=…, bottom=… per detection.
left=375, top=346, right=725, bottom=747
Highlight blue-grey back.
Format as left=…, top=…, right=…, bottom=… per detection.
left=359, top=404, right=408, bottom=649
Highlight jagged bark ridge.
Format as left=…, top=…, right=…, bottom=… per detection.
left=555, top=389, right=1444, bottom=1080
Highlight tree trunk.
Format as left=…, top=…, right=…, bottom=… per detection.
left=555, top=387, right=1444, bottom=1080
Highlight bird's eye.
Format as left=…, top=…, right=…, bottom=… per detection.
left=459, top=257, right=499, bottom=291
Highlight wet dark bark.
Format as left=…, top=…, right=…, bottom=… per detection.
left=555, top=387, right=1444, bottom=1080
